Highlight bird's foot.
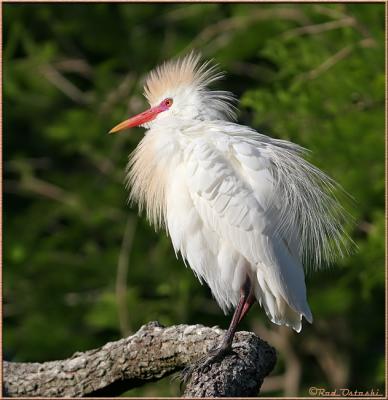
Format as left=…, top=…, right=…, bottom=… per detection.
left=180, top=343, right=234, bottom=385
left=200, top=343, right=233, bottom=369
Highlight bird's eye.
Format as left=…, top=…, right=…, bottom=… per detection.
left=163, top=98, right=173, bottom=107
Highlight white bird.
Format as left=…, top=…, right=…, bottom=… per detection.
left=110, top=53, right=351, bottom=360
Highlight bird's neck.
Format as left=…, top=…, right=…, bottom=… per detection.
left=126, top=128, right=182, bottom=230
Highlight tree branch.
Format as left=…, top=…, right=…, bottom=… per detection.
left=3, top=321, right=276, bottom=397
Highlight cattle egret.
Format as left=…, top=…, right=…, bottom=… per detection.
left=109, top=53, right=351, bottom=362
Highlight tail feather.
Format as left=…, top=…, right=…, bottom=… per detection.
left=254, top=236, right=313, bottom=332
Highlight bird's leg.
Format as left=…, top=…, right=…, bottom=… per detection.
left=180, top=276, right=255, bottom=384
left=212, top=275, right=254, bottom=357
left=238, top=290, right=256, bottom=324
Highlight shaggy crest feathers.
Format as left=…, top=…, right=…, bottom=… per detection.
left=143, top=52, right=237, bottom=120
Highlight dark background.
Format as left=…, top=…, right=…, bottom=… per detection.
left=3, top=3, right=385, bottom=396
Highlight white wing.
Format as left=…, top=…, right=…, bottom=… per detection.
left=167, top=124, right=316, bottom=331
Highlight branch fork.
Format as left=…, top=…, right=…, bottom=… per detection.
left=4, top=321, right=276, bottom=397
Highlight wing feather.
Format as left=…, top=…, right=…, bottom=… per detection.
left=169, top=121, right=351, bottom=329
left=182, top=130, right=316, bottom=328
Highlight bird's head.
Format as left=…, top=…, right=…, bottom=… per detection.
left=109, top=52, right=236, bottom=134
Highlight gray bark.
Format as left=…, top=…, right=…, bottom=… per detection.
left=3, top=321, right=276, bottom=397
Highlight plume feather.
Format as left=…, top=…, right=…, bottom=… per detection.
left=144, top=51, right=237, bottom=120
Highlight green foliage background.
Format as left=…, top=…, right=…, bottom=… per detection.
left=4, top=3, right=385, bottom=396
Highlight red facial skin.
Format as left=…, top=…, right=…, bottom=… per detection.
left=109, top=98, right=173, bottom=134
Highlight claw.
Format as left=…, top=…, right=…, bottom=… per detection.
left=180, top=343, right=234, bottom=389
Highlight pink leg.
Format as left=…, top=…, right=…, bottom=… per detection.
left=237, top=291, right=255, bottom=325
left=217, top=275, right=255, bottom=352
left=181, top=275, right=257, bottom=381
